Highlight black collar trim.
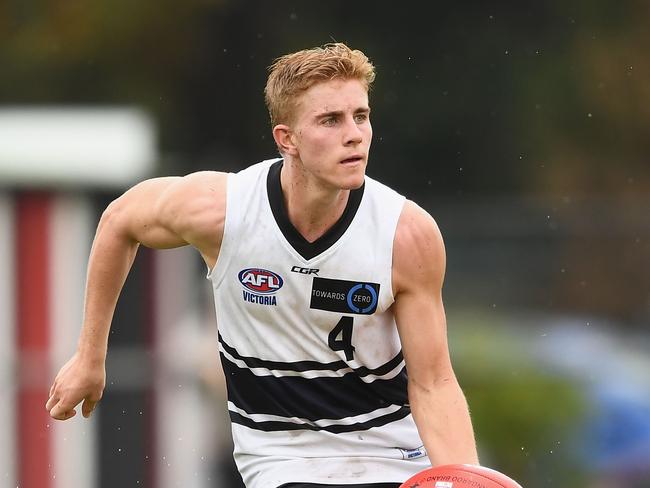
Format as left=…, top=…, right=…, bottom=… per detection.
left=266, top=160, right=365, bottom=261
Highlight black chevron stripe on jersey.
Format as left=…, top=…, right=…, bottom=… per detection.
left=220, top=353, right=409, bottom=422
left=228, top=406, right=412, bottom=434
left=267, top=159, right=365, bottom=260
left=219, top=333, right=404, bottom=376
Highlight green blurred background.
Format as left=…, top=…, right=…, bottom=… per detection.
left=1, top=1, right=648, bottom=487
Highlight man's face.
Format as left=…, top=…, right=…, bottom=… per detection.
left=288, top=78, right=372, bottom=190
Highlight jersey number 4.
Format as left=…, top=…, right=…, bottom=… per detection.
left=328, top=316, right=355, bottom=360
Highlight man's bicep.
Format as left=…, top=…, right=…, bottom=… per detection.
left=394, top=290, right=454, bottom=385
left=103, top=171, right=226, bottom=267
left=392, top=201, right=454, bottom=382
left=150, top=171, right=228, bottom=266
left=104, top=176, right=191, bottom=249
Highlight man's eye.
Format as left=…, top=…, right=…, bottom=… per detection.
left=354, top=114, right=368, bottom=123
left=322, top=117, right=337, bottom=126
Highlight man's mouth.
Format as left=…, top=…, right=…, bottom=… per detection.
left=340, top=155, right=364, bottom=164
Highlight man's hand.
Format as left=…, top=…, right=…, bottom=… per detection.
left=46, top=352, right=106, bottom=420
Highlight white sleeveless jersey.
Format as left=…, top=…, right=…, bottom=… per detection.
left=208, top=159, right=429, bottom=487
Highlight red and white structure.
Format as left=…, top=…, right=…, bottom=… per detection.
left=1, top=107, right=231, bottom=488
left=1, top=107, right=226, bottom=488
left=0, top=108, right=156, bottom=488
left=0, top=109, right=187, bottom=488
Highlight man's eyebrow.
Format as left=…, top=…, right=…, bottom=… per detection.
left=316, top=110, right=343, bottom=119
left=316, top=107, right=370, bottom=118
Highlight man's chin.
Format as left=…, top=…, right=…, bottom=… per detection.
left=338, top=161, right=367, bottom=189
left=339, top=173, right=366, bottom=190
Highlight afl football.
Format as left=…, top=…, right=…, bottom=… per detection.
left=400, top=464, right=523, bottom=488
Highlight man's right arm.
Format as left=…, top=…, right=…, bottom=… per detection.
left=46, top=171, right=227, bottom=420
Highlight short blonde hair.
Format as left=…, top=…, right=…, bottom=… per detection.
left=264, top=43, right=376, bottom=127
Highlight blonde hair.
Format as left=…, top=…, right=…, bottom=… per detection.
left=264, top=43, right=376, bottom=127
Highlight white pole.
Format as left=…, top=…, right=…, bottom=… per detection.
left=50, top=194, right=97, bottom=488
left=0, top=193, right=16, bottom=488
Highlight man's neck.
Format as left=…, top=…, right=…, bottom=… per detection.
left=280, top=159, right=350, bottom=243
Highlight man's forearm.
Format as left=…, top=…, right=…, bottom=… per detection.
left=409, top=378, right=479, bottom=466
left=77, top=211, right=140, bottom=360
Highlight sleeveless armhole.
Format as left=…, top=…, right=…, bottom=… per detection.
left=206, top=171, right=236, bottom=288
left=364, top=177, right=405, bottom=309
left=388, top=197, right=406, bottom=302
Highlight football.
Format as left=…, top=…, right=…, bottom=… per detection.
left=400, top=464, right=523, bottom=488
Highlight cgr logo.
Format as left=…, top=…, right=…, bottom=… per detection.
left=238, top=268, right=284, bottom=294
left=291, top=265, right=319, bottom=275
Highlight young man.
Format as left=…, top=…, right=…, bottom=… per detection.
left=46, top=43, right=478, bottom=487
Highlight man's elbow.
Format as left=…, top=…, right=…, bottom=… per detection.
left=408, top=372, right=461, bottom=395
left=97, top=198, right=135, bottom=242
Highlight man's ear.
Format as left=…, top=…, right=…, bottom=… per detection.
left=272, top=124, right=298, bottom=156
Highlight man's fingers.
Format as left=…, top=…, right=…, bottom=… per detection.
left=81, top=390, right=103, bottom=418
left=49, top=401, right=78, bottom=420
left=45, top=394, right=58, bottom=412
left=46, top=385, right=103, bottom=420
left=48, top=396, right=82, bottom=420
left=58, top=409, right=77, bottom=420
left=82, top=398, right=98, bottom=418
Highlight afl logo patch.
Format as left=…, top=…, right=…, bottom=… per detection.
left=238, top=268, right=284, bottom=294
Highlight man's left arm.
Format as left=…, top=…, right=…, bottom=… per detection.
left=392, top=200, right=479, bottom=466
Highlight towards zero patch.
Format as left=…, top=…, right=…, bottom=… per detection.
left=310, top=277, right=380, bottom=315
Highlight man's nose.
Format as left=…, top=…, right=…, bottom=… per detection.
left=343, top=117, right=363, bottom=145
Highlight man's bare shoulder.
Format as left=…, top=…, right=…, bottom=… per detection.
left=393, top=200, right=446, bottom=294
left=159, top=170, right=227, bottom=211
left=171, top=170, right=227, bottom=194
left=155, top=171, right=228, bottom=263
